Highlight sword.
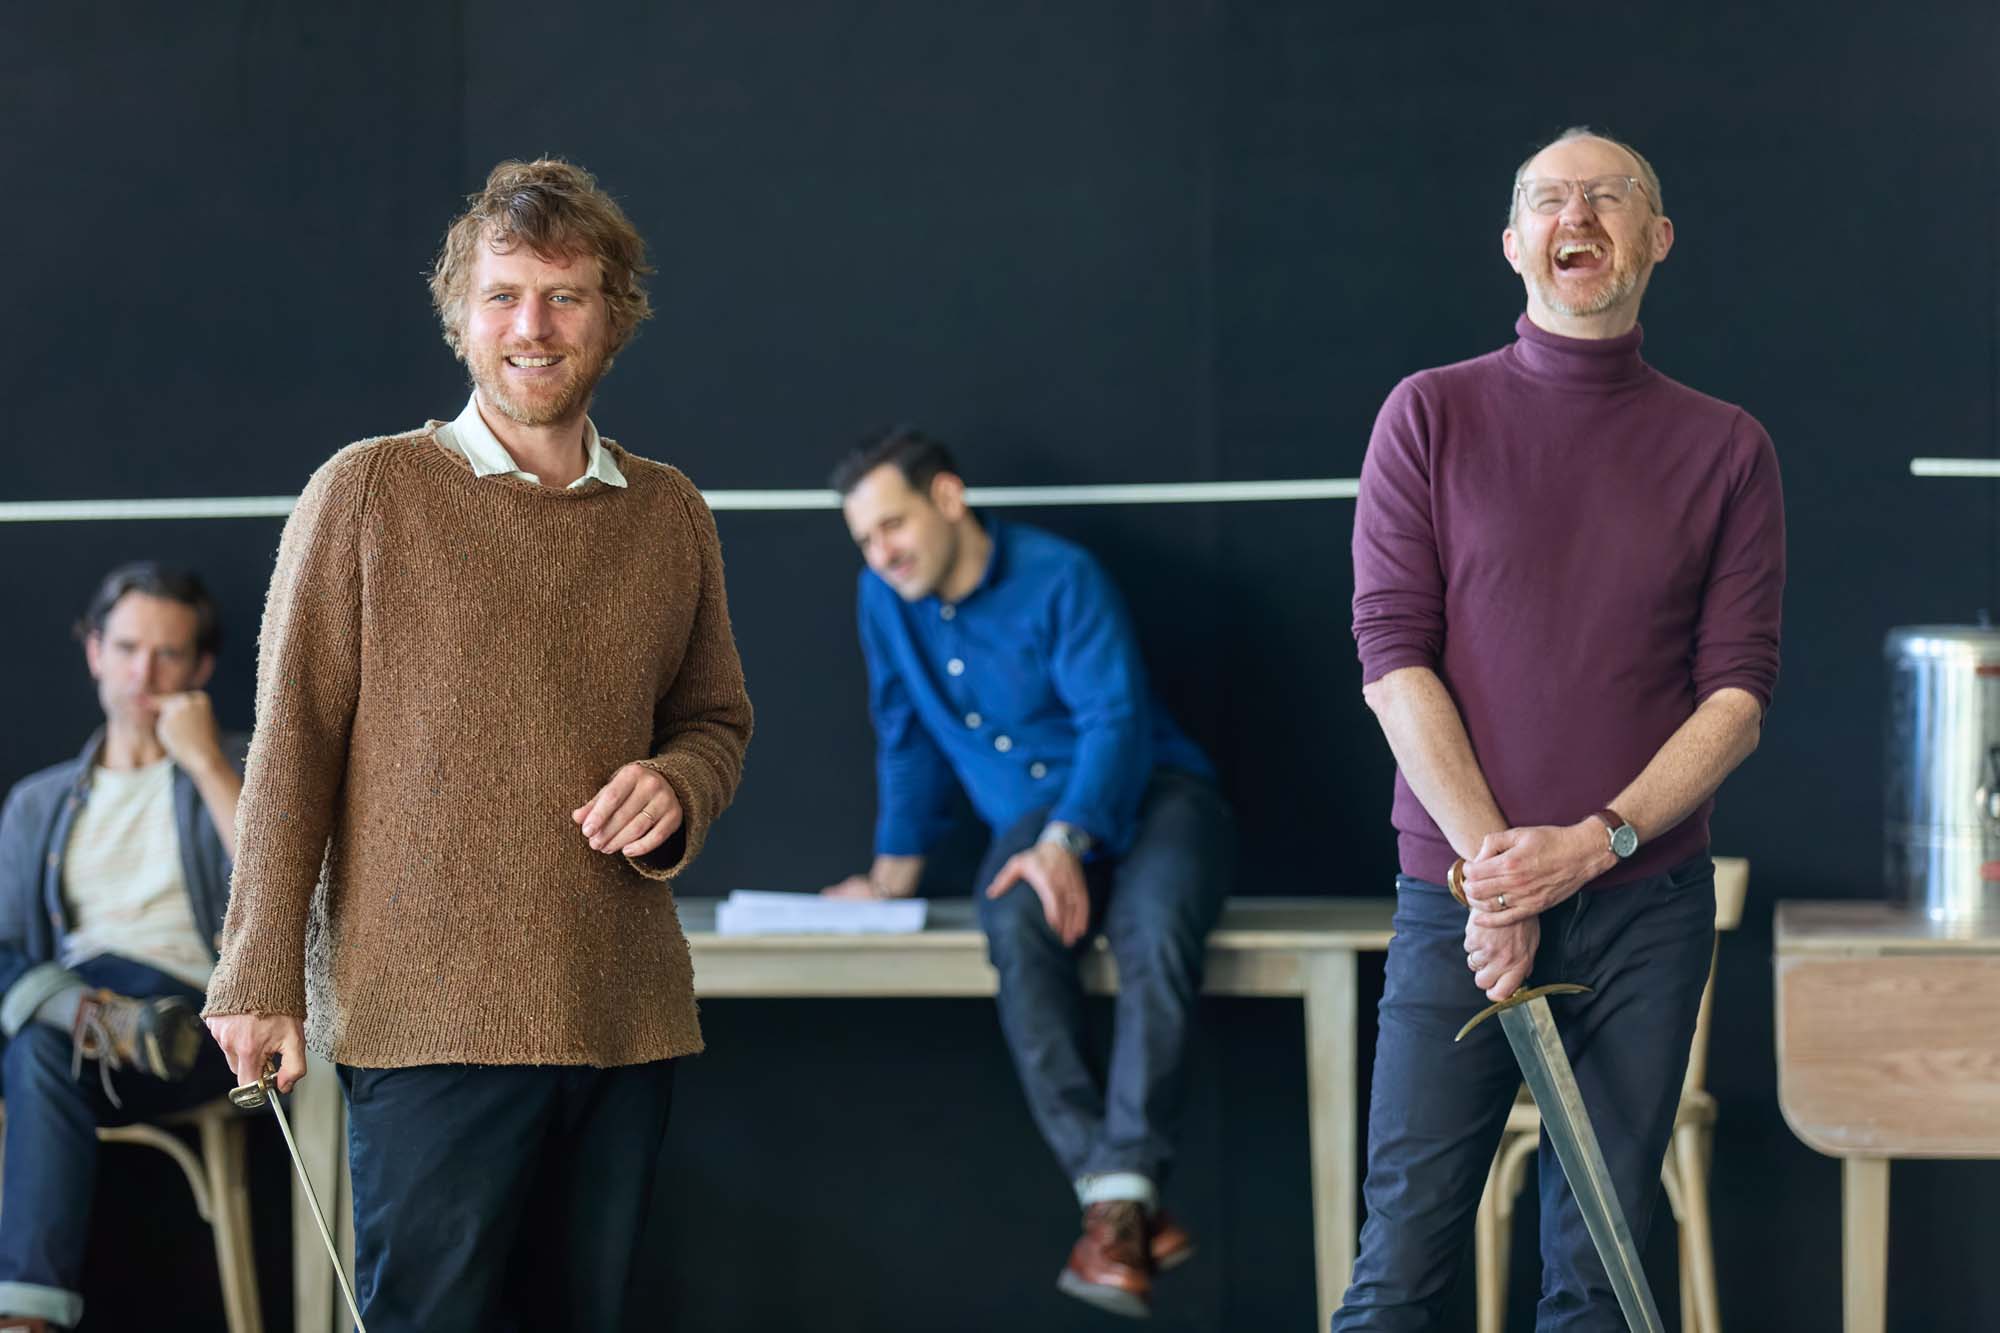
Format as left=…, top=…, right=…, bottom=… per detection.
left=231, top=1064, right=369, bottom=1333
left=1449, top=858, right=1664, bottom=1333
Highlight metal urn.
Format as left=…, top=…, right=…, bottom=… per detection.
left=1885, top=625, right=2000, bottom=921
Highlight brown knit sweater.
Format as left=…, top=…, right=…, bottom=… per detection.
left=202, top=426, right=753, bottom=1068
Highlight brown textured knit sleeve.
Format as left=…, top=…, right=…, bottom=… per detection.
left=203, top=444, right=375, bottom=1018
left=628, top=474, right=754, bottom=880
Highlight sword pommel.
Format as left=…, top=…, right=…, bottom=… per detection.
left=1454, top=982, right=1593, bottom=1043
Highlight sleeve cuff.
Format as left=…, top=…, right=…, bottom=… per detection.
left=1694, top=676, right=1774, bottom=714
left=3, top=962, right=86, bottom=1037
left=1358, top=649, right=1439, bottom=688
left=626, top=759, right=710, bottom=881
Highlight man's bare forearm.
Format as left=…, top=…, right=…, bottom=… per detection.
left=869, top=854, right=925, bottom=898
left=1361, top=666, right=1508, bottom=861
left=1606, top=687, right=1763, bottom=844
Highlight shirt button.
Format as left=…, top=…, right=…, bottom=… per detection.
left=1030, top=762, right=1048, bottom=779
left=940, top=605, right=956, bottom=621
left=965, top=712, right=983, bottom=729
left=994, top=735, right=1014, bottom=753
left=947, top=658, right=965, bottom=676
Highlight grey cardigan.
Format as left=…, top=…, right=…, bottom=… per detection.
left=0, top=729, right=246, bottom=1030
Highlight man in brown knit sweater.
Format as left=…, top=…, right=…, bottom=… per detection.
left=201, top=159, right=753, bottom=1331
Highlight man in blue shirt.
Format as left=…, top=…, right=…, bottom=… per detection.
left=824, top=428, right=1233, bottom=1319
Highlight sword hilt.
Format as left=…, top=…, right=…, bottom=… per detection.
left=1454, top=982, right=1592, bottom=1042
left=227, top=1060, right=277, bottom=1110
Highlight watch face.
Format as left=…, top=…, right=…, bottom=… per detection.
left=1611, top=824, right=1639, bottom=858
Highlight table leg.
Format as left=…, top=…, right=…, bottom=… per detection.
left=1303, top=949, right=1359, bottom=1332
left=289, top=1049, right=342, bottom=1333
left=1841, top=1156, right=1889, bottom=1333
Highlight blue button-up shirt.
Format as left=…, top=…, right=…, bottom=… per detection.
left=859, top=519, right=1212, bottom=858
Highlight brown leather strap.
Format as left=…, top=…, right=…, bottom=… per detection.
left=1592, top=808, right=1628, bottom=836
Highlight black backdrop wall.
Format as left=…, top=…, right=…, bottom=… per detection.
left=6, top=3, right=1997, bottom=1329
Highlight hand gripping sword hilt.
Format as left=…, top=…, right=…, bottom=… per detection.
left=227, top=1062, right=275, bottom=1110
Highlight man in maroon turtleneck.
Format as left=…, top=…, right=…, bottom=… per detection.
left=1336, top=128, right=1784, bottom=1330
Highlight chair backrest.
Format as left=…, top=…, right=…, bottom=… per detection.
left=1682, top=855, right=1749, bottom=1096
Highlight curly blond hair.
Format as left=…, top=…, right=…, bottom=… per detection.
left=429, top=158, right=655, bottom=361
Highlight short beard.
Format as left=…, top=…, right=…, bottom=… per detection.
left=894, top=526, right=960, bottom=602
left=469, top=343, right=608, bottom=428
left=1535, top=264, right=1643, bottom=318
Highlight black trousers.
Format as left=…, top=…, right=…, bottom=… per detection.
left=339, top=1059, right=677, bottom=1333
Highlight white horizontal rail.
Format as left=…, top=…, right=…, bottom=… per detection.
left=0, top=478, right=1359, bottom=523
left=1911, top=458, right=2000, bottom=478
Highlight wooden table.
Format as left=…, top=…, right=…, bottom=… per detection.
left=1774, top=900, right=2000, bottom=1333
left=289, top=894, right=1396, bottom=1333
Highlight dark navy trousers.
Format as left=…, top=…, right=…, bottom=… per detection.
left=339, top=1058, right=676, bottom=1333
left=974, top=769, right=1233, bottom=1187
left=1333, top=856, right=1715, bottom=1332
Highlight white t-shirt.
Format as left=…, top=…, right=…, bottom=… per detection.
left=58, top=758, right=214, bottom=990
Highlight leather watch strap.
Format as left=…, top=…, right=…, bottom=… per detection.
left=1592, top=808, right=1638, bottom=859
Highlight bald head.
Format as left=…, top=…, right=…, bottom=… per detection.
left=1509, top=127, right=1663, bottom=224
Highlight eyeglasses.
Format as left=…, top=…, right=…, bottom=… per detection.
left=1514, top=175, right=1648, bottom=216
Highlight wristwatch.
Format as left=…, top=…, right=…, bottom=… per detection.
left=1592, top=808, right=1639, bottom=860
left=1038, top=821, right=1096, bottom=859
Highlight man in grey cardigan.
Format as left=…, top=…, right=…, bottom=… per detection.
left=0, top=564, right=245, bottom=1333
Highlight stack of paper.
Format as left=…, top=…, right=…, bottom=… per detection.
left=714, top=890, right=929, bottom=936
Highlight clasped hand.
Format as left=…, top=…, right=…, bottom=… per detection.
left=1459, top=820, right=1611, bottom=1000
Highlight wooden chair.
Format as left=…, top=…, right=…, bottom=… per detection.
left=0, top=1094, right=263, bottom=1333
left=1472, top=855, right=1747, bottom=1333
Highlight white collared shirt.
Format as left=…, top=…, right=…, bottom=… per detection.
left=435, top=394, right=627, bottom=490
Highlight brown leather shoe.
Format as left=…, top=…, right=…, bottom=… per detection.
left=72, top=989, right=203, bottom=1081
left=1057, top=1200, right=1152, bottom=1318
left=1149, top=1209, right=1196, bottom=1272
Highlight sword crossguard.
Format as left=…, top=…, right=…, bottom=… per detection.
left=1454, top=982, right=1593, bottom=1043
left=227, top=1060, right=278, bottom=1111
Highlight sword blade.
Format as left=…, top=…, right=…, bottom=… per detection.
left=235, top=1072, right=371, bottom=1333
left=1498, top=997, right=1665, bottom=1333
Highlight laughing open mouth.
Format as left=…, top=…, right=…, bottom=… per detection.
left=507, top=354, right=563, bottom=368
left=1553, top=240, right=1607, bottom=273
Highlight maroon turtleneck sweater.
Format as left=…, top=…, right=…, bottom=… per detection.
left=1351, top=315, right=1785, bottom=888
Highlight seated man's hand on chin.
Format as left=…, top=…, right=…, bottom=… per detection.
left=1463, top=914, right=1539, bottom=1002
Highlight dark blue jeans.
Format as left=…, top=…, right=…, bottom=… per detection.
left=339, top=1058, right=676, bottom=1333
left=974, top=770, right=1232, bottom=1188
left=0, top=953, right=234, bottom=1329
left=1333, top=856, right=1715, bottom=1332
